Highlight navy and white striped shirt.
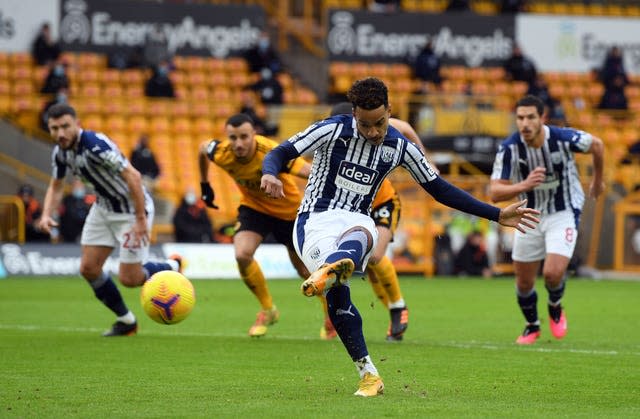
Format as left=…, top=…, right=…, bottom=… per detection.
left=491, top=125, right=592, bottom=216
left=52, top=129, right=152, bottom=214
left=264, top=114, right=501, bottom=222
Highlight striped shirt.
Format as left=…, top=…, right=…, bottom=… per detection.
left=264, top=115, right=502, bottom=221
left=491, top=125, right=592, bottom=216
left=52, top=129, right=152, bottom=214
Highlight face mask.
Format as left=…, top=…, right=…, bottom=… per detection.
left=56, top=93, right=67, bottom=102
left=53, top=65, right=65, bottom=77
left=258, top=38, right=270, bottom=50
left=184, top=193, right=197, bottom=205
left=158, top=67, right=168, bottom=77
left=72, top=188, right=85, bottom=199
left=260, top=68, right=272, bottom=80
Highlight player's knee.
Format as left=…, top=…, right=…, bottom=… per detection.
left=118, top=275, right=140, bottom=288
left=79, top=263, right=101, bottom=281
left=543, top=268, right=565, bottom=284
left=234, top=252, right=253, bottom=268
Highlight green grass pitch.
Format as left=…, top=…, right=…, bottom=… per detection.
left=1, top=276, right=638, bottom=418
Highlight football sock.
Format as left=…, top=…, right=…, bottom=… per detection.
left=142, top=261, right=172, bottom=281
left=239, top=259, right=273, bottom=310
left=366, top=266, right=389, bottom=307
left=354, top=355, right=379, bottom=379
left=326, top=285, right=368, bottom=361
left=90, top=271, right=129, bottom=317
left=317, top=294, right=329, bottom=314
left=325, top=230, right=368, bottom=269
left=517, top=287, right=539, bottom=325
left=116, top=311, right=136, bottom=325
left=368, top=256, right=403, bottom=307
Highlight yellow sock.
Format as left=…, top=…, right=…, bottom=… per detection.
left=369, top=256, right=403, bottom=306
left=367, top=264, right=390, bottom=307
left=239, top=259, right=272, bottom=310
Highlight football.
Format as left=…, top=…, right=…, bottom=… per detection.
left=140, top=270, right=196, bottom=325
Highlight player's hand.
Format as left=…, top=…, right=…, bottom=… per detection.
left=260, top=174, right=285, bottom=199
left=589, top=178, right=605, bottom=199
left=498, top=199, right=540, bottom=233
left=200, top=182, right=219, bottom=209
left=524, top=166, right=546, bottom=190
left=131, top=216, right=149, bottom=247
left=36, top=215, right=58, bottom=235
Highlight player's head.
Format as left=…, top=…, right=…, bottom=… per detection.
left=47, top=103, right=80, bottom=150
left=515, top=95, right=545, bottom=145
left=347, top=77, right=390, bottom=146
left=330, top=102, right=353, bottom=117
left=225, top=113, right=257, bottom=160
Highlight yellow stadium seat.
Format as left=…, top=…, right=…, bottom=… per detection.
left=191, top=101, right=211, bottom=118
left=11, top=65, right=33, bottom=81
left=204, top=58, right=225, bottom=72
left=76, top=97, right=103, bottom=114
left=127, top=115, right=149, bottom=134
left=104, top=115, right=127, bottom=132
left=82, top=114, right=104, bottom=131
left=350, top=62, right=370, bottom=79
left=9, top=52, right=31, bottom=66
left=329, top=62, right=350, bottom=78
left=169, top=71, right=186, bottom=87
left=124, top=85, right=144, bottom=98
left=171, top=117, right=193, bottom=135
left=172, top=101, right=191, bottom=117
left=103, top=84, right=124, bottom=98
left=77, top=68, right=100, bottom=84
left=187, top=71, right=208, bottom=87
left=225, top=57, right=248, bottom=74
left=101, top=69, right=121, bottom=85
left=147, top=99, right=171, bottom=116
left=121, top=69, right=146, bottom=85
left=149, top=116, right=171, bottom=133
left=12, top=80, right=34, bottom=96
left=0, top=79, right=10, bottom=96
left=79, top=83, right=102, bottom=97
left=193, top=117, right=215, bottom=134
left=189, top=86, right=210, bottom=102
left=77, top=52, right=106, bottom=68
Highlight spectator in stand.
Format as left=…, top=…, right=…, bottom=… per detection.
left=58, top=179, right=95, bottom=243
left=239, top=88, right=279, bottom=136
left=500, top=0, right=527, bottom=13
left=18, top=184, right=49, bottom=242
left=40, top=86, right=69, bottom=132
left=527, top=75, right=554, bottom=109
left=599, top=46, right=629, bottom=89
left=453, top=230, right=492, bottom=277
left=598, top=74, right=629, bottom=111
left=143, top=24, right=171, bottom=70
left=144, top=60, right=175, bottom=98
left=446, top=0, right=471, bottom=11
left=40, top=60, right=70, bottom=94
left=249, top=67, right=284, bottom=105
left=244, top=31, right=282, bottom=74
left=172, top=188, right=215, bottom=243
left=31, top=22, right=61, bottom=66
left=503, top=44, right=538, bottom=88
left=130, top=135, right=161, bottom=193
left=412, top=41, right=442, bottom=93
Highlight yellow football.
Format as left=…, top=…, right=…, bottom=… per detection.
left=140, top=271, right=196, bottom=325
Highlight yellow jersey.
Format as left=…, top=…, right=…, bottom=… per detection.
left=207, top=135, right=305, bottom=221
left=372, top=178, right=395, bottom=208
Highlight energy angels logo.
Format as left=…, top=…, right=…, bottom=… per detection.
left=60, top=0, right=91, bottom=44
left=327, top=12, right=356, bottom=55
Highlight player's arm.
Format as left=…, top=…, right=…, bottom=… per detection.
left=37, top=177, right=65, bottom=234
left=120, top=164, right=149, bottom=244
left=261, top=141, right=300, bottom=198
left=588, top=135, right=605, bottom=199
left=197, top=141, right=219, bottom=209
left=489, top=171, right=545, bottom=204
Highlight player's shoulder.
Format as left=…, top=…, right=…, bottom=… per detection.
left=548, top=125, right=584, bottom=141
left=255, top=135, right=278, bottom=152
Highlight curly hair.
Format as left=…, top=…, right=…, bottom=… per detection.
left=346, top=77, right=388, bottom=111
left=516, top=94, right=545, bottom=116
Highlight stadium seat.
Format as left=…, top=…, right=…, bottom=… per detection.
left=79, top=83, right=102, bottom=97
left=127, top=115, right=150, bottom=134
left=204, top=58, right=225, bottom=72
left=225, top=57, right=248, bottom=74
left=103, top=85, right=124, bottom=98
left=82, top=114, right=104, bottom=132
left=101, top=69, right=121, bottom=85
left=171, top=117, right=193, bottom=135
left=124, top=85, right=145, bottom=98
left=121, top=69, right=146, bottom=85
left=11, top=64, right=33, bottom=81
left=12, top=80, right=35, bottom=96
left=147, top=99, right=172, bottom=116
left=77, top=52, right=106, bottom=68
left=77, top=68, right=100, bottom=84
left=104, top=115, right=127, bottom=132
left=149, top=116, right=171, bottom=134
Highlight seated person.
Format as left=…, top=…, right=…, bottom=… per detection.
left=172, top=188, right=215, bottom=243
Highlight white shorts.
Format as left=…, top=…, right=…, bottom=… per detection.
left=293, top=209, right=378, bottom=273
left=81, top=204, right=155, bottom=264
left=512, top=210, right=578, bottom=262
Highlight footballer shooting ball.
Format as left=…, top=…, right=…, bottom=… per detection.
left=140, top=271, right=196, bottom=325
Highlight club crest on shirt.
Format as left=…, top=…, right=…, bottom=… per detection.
left=550, top=151, right=562, bottom=164
left=381, top=146, right=395, bottom=163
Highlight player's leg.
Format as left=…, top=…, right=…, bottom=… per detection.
left=117, top=206, right=181, bottom=288
left=512, top=223, right=545, bottom=345
left=298, top=211, right=383, bottom=396
left=541, top=210, right=577, bottom=339
left=80, top=206, right=138, bottom=336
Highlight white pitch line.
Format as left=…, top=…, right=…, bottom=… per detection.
left=1, top=323, right=638, bottom=357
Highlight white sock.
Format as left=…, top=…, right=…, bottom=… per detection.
left=354, top=355, right=379, bottom=379
left=116, top=311, right=136, bottom=325
left=167, top=259, right=180, bottom=271
left=388, top=299, right=406, bottom=309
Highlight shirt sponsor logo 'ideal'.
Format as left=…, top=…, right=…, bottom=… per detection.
left=336, top=161, right=378, bottom=195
